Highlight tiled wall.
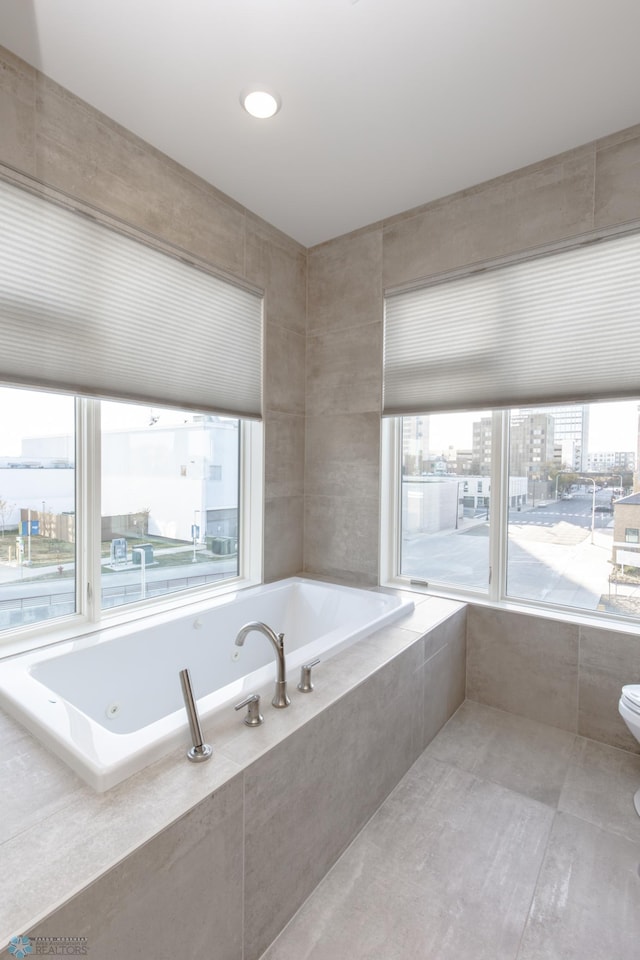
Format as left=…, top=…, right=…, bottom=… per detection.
left=0, top=45, right=307, bottom=581
left=305, top=125, right=640, bottom=584
left=466, top=605, right=640, bottom=755
left=29, top=608, right=467, bottom=960
left=303, top=123, right=640, bottom=754
left=4, top=41, right=640, bottom=595
left=2, top=37, right=639, bottom=960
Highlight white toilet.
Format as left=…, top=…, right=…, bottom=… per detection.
left=618, top=684, right=640, bottom=816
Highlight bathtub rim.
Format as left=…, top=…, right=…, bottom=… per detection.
left=0, top=577, right=414, bottom=791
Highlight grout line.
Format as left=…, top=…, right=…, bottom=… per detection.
left=240, top=768, right=246, bottom=960
left=576, top=623, right=582, bottom=738
left=512, top=808, right=557, bottom=960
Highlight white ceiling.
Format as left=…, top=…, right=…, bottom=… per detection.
left=1, top=0, right=640, bottom=248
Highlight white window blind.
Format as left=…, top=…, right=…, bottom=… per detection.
left=0, top=177, right=263, bottom=418
left=383, top=229, right=640, bottom=416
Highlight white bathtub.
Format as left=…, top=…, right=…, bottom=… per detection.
left=0, top=578, right=413, bottom=791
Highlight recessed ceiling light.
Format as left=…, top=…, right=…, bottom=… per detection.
left=240, top=88, right=281, bottom=120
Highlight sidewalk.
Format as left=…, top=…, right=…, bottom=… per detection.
left=0, top=542, right=215, bottom=584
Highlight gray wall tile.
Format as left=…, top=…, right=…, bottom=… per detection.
left=304, top=495, right=378, bottom=585
left=263, top=496, right=304, bottom=582
left=305, top=412, right=380, bottom=500
left=264, top=323, right=306, bottom=416
left=29, top=777, right=244, bottom=960
left=421, top=603, right=467, bottom=663
left=578, top=624, right=640, bottom=753
left=306, top=321, right=382, bottom=417
left=0, top=47, right=35, bottom=174
left=422, top=615, right=466, bottom=749
left=243, top=644, right=424, bottom=960
left=466, top=606, right=579, bottom=731
left=595, top=131, right=640, bottom=228
left=382, top=148, right=596, bottom=288
left=265, top=413, right=305, bottom=500
left=307, top=227, right=382, bottom=334
left=34, top=74, right=246, bottom=275
left=595, top=121, right=640, bottom=151
left=245, top=215, right=307, bottom=337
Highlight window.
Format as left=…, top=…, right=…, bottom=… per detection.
left=0, top=175, right=264, bottom=647
left=397, top=412, right=491, bottom=592
left=0, top=388, right=76, bottom=630
left=383, top=400, right=640, bottom=622
left=382, top=223, right=640, bottom=624
left=100, top=401, right=241, bottom=612
left=0, top=388, right=261, bottom=640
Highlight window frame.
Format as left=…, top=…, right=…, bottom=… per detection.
left=0, top=393, right=263, bottom=658
left=382, top=219, right=640, bottom=631
left=381, top=410, right=639, bottom=630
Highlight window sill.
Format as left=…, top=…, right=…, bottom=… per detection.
left=381, top=575, right=640, bottom=637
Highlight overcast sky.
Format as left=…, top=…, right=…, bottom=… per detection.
left=0, top=387, right=189, bottom=456
left=426, top=401, right=639, bottom=457
left=1, top=388, right=638, bottom=459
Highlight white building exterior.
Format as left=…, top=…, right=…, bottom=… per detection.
left=0, top=418, right=238, bottom=542
left=585, top=451, right=635, bottom=473
left=403, top=475, right=528, bottom=535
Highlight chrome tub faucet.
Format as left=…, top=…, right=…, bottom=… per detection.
left=234, top=621, right=291, bottom=708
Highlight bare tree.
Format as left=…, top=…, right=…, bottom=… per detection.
left=0, top=497, right=13, bottom=537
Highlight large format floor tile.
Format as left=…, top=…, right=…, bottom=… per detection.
left=262, top=755, right=553, bottom=960
left=260, top=702, right=640, bottom=960
left=517, top=812, right=640, bottom=960
left=558, top=736, right=640, bottom=843
left=426, top=700, right=576, bottom=806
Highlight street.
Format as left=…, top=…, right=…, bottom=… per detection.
left=401, top=489, right=628, bottom=613
left=508, top=489, right=614, bottom=529
left=0, top=553, right=239, bottom=628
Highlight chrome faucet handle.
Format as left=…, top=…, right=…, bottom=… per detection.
left=234, top=693, right=264, bottom=726
left=297, top=658, right=321, bottom=693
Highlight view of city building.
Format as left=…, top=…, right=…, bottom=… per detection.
left=0, top=388, right=241, bottom=627
left=4, top=393, right=640, bottom=628
left=400, top=401, right=640, bottom=617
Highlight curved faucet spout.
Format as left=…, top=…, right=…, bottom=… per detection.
left=234, top=621, right=291, bottom=708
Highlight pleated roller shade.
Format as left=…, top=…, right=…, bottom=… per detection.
left=0, top=177, right=263, bottom=418
left=383, top=228, right=640, bottom=416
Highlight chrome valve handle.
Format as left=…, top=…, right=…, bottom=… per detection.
left=234, top=693, right=264, bottom=726
left=297, top=658, right=321, bottom=693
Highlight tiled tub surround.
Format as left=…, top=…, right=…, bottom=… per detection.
left=0, top=578, right=413, bottom=791
left=0, top=594, right=466, bottom=958
left=466, top=605, right=640, bottom=755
